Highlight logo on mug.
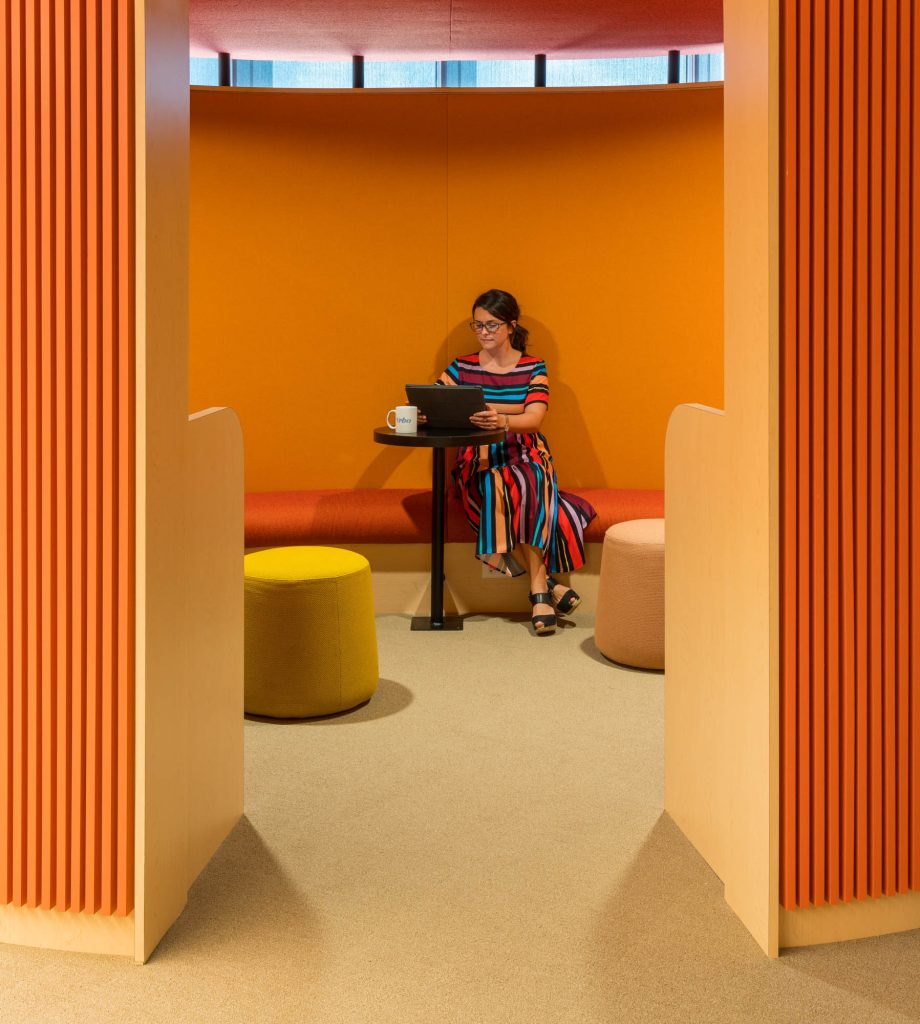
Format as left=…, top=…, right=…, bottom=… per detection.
left=387, top=405, right=418, bottom=434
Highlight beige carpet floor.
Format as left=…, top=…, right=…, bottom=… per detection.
left=1, top=612, right=920, bottom=1023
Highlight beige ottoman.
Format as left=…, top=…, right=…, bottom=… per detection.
left=595, top=518, right=665, bottom=670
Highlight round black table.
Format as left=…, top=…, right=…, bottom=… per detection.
left=374, top=425, right=505, bottom=630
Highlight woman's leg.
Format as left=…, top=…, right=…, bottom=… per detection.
left=520, top=543, right=553, bottom=618
left=521, top=543, right=576, bottom=608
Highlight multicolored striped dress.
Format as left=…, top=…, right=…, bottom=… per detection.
left=439, top=353, right=596, bottom=577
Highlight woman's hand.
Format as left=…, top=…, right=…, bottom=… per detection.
left=470, top=405, right=505, bottom=431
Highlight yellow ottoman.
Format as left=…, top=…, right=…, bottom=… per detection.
left=244, top=546, right=379, bottom=717
left=595, top=518, right=665, bottom=670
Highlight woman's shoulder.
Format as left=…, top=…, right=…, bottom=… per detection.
left=443, top=353, right=480, bottom=384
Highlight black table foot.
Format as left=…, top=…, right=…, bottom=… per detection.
left=411, top=615, right=464, bottom=631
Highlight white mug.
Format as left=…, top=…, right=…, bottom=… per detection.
left=387, top=405, right=418, bottom=434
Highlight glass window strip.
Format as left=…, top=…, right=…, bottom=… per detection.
left=190, top=54, right=724, bottom=89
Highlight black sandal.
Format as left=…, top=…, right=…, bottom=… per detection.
left=547, top=576, right=581, bottom=615
left=529, top=592, right=557, bottom=635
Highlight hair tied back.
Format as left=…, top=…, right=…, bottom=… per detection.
left=472, top=288, right=529, bottom=354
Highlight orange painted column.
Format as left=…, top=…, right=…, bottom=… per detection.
left=0, top=0, right=135, bottom=917
left=779, top=0, right=919, bottom=909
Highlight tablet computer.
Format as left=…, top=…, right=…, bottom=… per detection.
left=405, top=384, right=487, bottom=429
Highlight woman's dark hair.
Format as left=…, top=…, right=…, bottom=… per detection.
left=472, top=289, right=530, bottom=353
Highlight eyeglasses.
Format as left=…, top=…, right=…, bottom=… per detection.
left=468, top=320, right=506, bottom=334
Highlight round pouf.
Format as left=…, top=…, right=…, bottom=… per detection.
left=244, top=546, right=379, bottom=717
left=595, top=518, right=665, bottom=670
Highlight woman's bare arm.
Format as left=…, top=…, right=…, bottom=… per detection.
left=469, top=402, right=547, bottom=432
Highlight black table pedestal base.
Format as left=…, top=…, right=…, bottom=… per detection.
left=410, top=615, right=464, bottom=631
left=373, top=425, right=505, bottom=634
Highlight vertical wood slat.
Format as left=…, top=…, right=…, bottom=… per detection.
left=9, top=0, right=26, bottom=912
left=39, top=0, right=56, bottom=914
left=53, top=0, right=71, bottom=917
left=912, top=0, right=920, bottom=895
left=895, top=0, right=912, bottom=898
left=24, top=0, right=40, bottom=913
left=83, top=0, right=100, bottom=917
left=779, top=0, right=800, bottom=911
left=853, top=0, right=870, bottom=905
left=780, top=0, right=920, bottom=909
left=0, top=0, right=11, bottom=911
left=881, top=0, right=899, bottom=899
left=868, top=0, right=885, bottom=903
left=824, top=0, right=842, bottom=907
left=838, top=0, right=857, bottom=906
left=811, top=0, right=828, bottom=908
left=0, top=0, right=134, bottom=916
left=69, top=0, right=86, bottom=914
left=795, top=0, right=813, bottom=911
left=115, top=0, right=134, bottom=919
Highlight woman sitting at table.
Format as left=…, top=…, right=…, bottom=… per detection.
left=438, top=288, right=596, bottom=636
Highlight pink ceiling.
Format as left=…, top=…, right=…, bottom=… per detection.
left=189, top=1, right=723, bottom=62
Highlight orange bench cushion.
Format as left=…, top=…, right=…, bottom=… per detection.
left=245, top=488, right=664, bottom=547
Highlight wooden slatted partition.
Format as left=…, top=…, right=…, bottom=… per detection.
left=780, top=0, right=920, bottom=909
left=0, top=0, right=135, bottom=917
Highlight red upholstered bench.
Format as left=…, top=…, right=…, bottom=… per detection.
left=245, top=488, right=664, bottom=548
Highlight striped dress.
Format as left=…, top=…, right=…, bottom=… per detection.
left=439, top=353, right=596, bottom=577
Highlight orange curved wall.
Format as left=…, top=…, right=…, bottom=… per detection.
left=189, top=86, right=724, bottom=491
left=780, top=0, right=920, bottom=909
left=1, top=0, right=135, bottom=916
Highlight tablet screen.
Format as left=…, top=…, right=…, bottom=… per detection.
left=405, top=384, right=487, bottom=429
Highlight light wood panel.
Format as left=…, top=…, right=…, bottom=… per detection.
left=659, top=0, right=782, bottom=958
left=719, top=0, right=780, bottom=958
left=0, top=0, right=135, bottom=919
left=663, top=404, right=728, bottom=876
left=134, top=0, right=194, bottom=964
left=185, top=408, right=243, bottom=884
left=663, top=0, right=779, bottom=956
left=135, top=1, right=245, bottom=963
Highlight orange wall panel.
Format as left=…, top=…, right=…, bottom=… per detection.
left=444, top=89, right=724, bottom=490
left=780, top=0, right=920, bottom=910
left=189, top=86, right=724, bottom=491
left=189, top=90, right=449, bottom=493
left=0, top=0, right=135, bottom=917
